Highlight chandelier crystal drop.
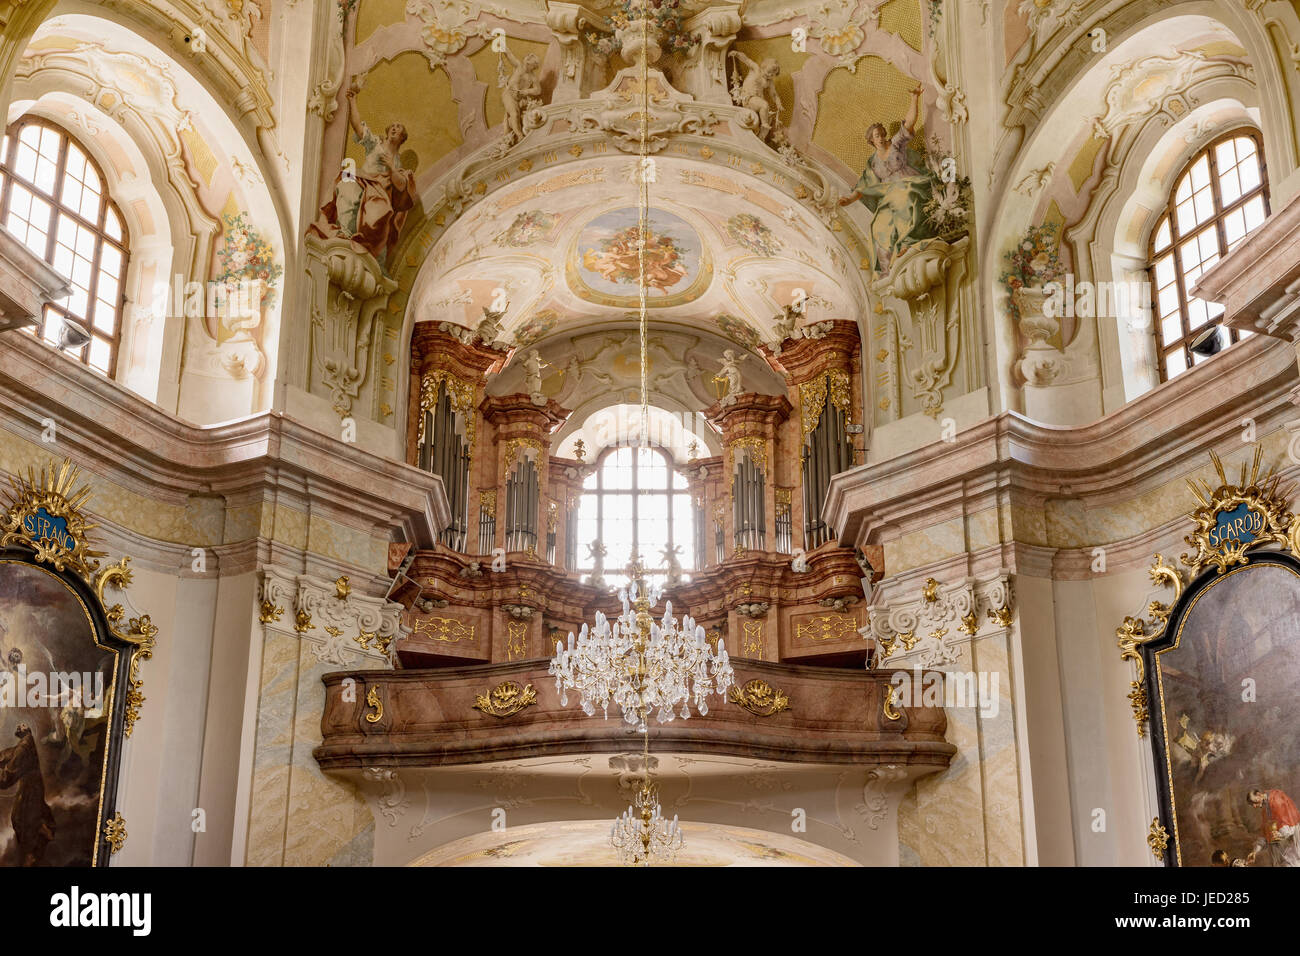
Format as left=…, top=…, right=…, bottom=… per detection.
left=548, top=564, right=735, bottom=732
left=610, top=779, right=684, bottom=866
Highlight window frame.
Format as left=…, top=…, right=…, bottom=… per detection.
left=1147, top=129, right=1269, bottom=382
left=573, top=444, right=693, bottom=584
left=0, top=117, right=131, bottom=376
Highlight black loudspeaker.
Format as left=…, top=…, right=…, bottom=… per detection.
left=1190, top=325, right=1225, bottom=357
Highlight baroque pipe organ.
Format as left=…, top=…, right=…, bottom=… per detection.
left=397, top=321, right=876, bottom=669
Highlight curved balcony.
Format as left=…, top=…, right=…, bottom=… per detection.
left=313, top=659, right=955, bottom=770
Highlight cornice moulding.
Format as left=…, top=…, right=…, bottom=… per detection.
left=0, top=334, right=450, bottom=548
left=828, top=334, right=1298, bottom=548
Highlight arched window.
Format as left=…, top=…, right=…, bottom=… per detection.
left=0, top=118, right=129, bottom=375
left=575, top=445, right=694, bottom=588
left=1148, top=131, right=1268, bottom=381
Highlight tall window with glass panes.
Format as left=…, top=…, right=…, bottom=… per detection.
left=0, top=119, right=129, bottom=375
left=574, top=446, right=694, bottom=589
left=1148, top=131, right=1268, bottom=381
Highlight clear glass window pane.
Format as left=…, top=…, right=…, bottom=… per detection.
left=1154, top=218, right=1171, bottom=251
left=1190, top=156, right=1210, bottom=191
left=93, top=299, right=117, bottom=333
left=1166, top=349, right=1188, bottom=378
left=1154, top=255, right=1175, bottom=288
left=78, top=188, right=100, bottom=222
left=1223, top=207, right=1247, bottom=246
left=1219, top=166, right=1242, bottom=206
left=104, top=209, right=122, bottom=242
left=1215, top=139, right=1237, bottom=169
left=1239, top=156, right=1261, bottom=192
left=88, top=336, right=112, bottom=373
left=1244, top=195, right=1267, bottom=232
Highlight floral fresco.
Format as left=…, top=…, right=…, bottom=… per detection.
left=725, top=213, right=781, bottom=258
left=513, top=309, right=559, bottom=347
left=715, top=312, right=760, bottom=348
left=214, top=212, right=283, bottom=316
left=495, top=210, right=557, bottom=248
left=1000, top=222, right=1065, bottom=321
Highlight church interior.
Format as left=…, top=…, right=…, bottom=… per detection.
left=2, top=0, right=1300, bottom=869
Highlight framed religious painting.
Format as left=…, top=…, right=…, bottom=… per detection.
left=1120, top=449, right=1300, bottom=867
left=0, top=462, right=156, bottom=866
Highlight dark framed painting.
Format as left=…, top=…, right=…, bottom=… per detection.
left=0, top=462, right=154, bottom=866
left=1143, top=550, right=1300, bottom=867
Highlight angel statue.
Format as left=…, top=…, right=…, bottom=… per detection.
left=587, top=539, right=608, bottom=589
left=728, top=51, right=783, bottom=146
left=309, top=76, right=416, bottom=271
left=713, top=349, right=745, bottom=407
left=522, top=348, right=548, bottom=406
left=499, top=48, right=543, bottom=147
left=660, top=544, right=683, bottom=587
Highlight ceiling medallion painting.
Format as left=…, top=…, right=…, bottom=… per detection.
left=567, top=206, right=711, bottom=307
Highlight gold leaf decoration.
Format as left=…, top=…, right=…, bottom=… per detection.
left=473, top=680, right=538, bottom=717
left=727, top=678, right=790, bottom=716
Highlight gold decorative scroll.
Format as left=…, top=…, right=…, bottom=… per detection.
left=419, top=370, right=478, bottom=448
left=1114, top=553, right=1185, bottom=737
left=774, top=487, right=792, bottom=506
left=795, top=614, right=860, bottom=643
left=473, top=680, right=538, bottom=718
left=883, top=684, right=903, bottom=721
left=798, top=370, right=852, bottom=442
left=364, top=685, right=384, bottom=723
left=480, top=489, right=497, bottom=518
left=1182, top=446, right=1293, bottom=575
left=1148, top=817, right=1169, bottom=860
left=103, top=813, right=127, bottom=854
left=412, top=616, right=476, bottom=643
left=506, top=620, right=528, bottom=661
left=503, top=437, right=544, bottom=472
left=741, top=620, right=764, bottom=659
left=727, top=678, right=790, bottom=716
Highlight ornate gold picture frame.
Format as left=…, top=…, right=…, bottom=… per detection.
left=0, top=462, right=155, bottom=865
left=1117, top=448, right=1300, bottom=866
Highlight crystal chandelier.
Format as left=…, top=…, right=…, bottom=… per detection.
left=610, top=778, right=684, bottom=866
left=549, top=560, right=734, bottom=732
left=550, top=559, right=732, bottom=864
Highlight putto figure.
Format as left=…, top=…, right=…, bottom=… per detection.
left=728, top=51, right=783, bottom=146
left=713, top=349, right=745, bottom=406
left=310, top=78, right=416, bottom=269
left=499, top=49, right=543, bottom=146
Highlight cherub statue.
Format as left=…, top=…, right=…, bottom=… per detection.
left=660, top=544, right=683, bottom=587
left=713, top=349, right=745, bottom=407
left=499, top=49, right=543, bottom=146
left=771, top=302, right=803, bottom=349
left=728, top=52, right=783, bottom=146
left=587, top=539, right=607, bottom=589
left=474, top=305, right=507, bottom=348
left=522, top=348, right=547, bottom=406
